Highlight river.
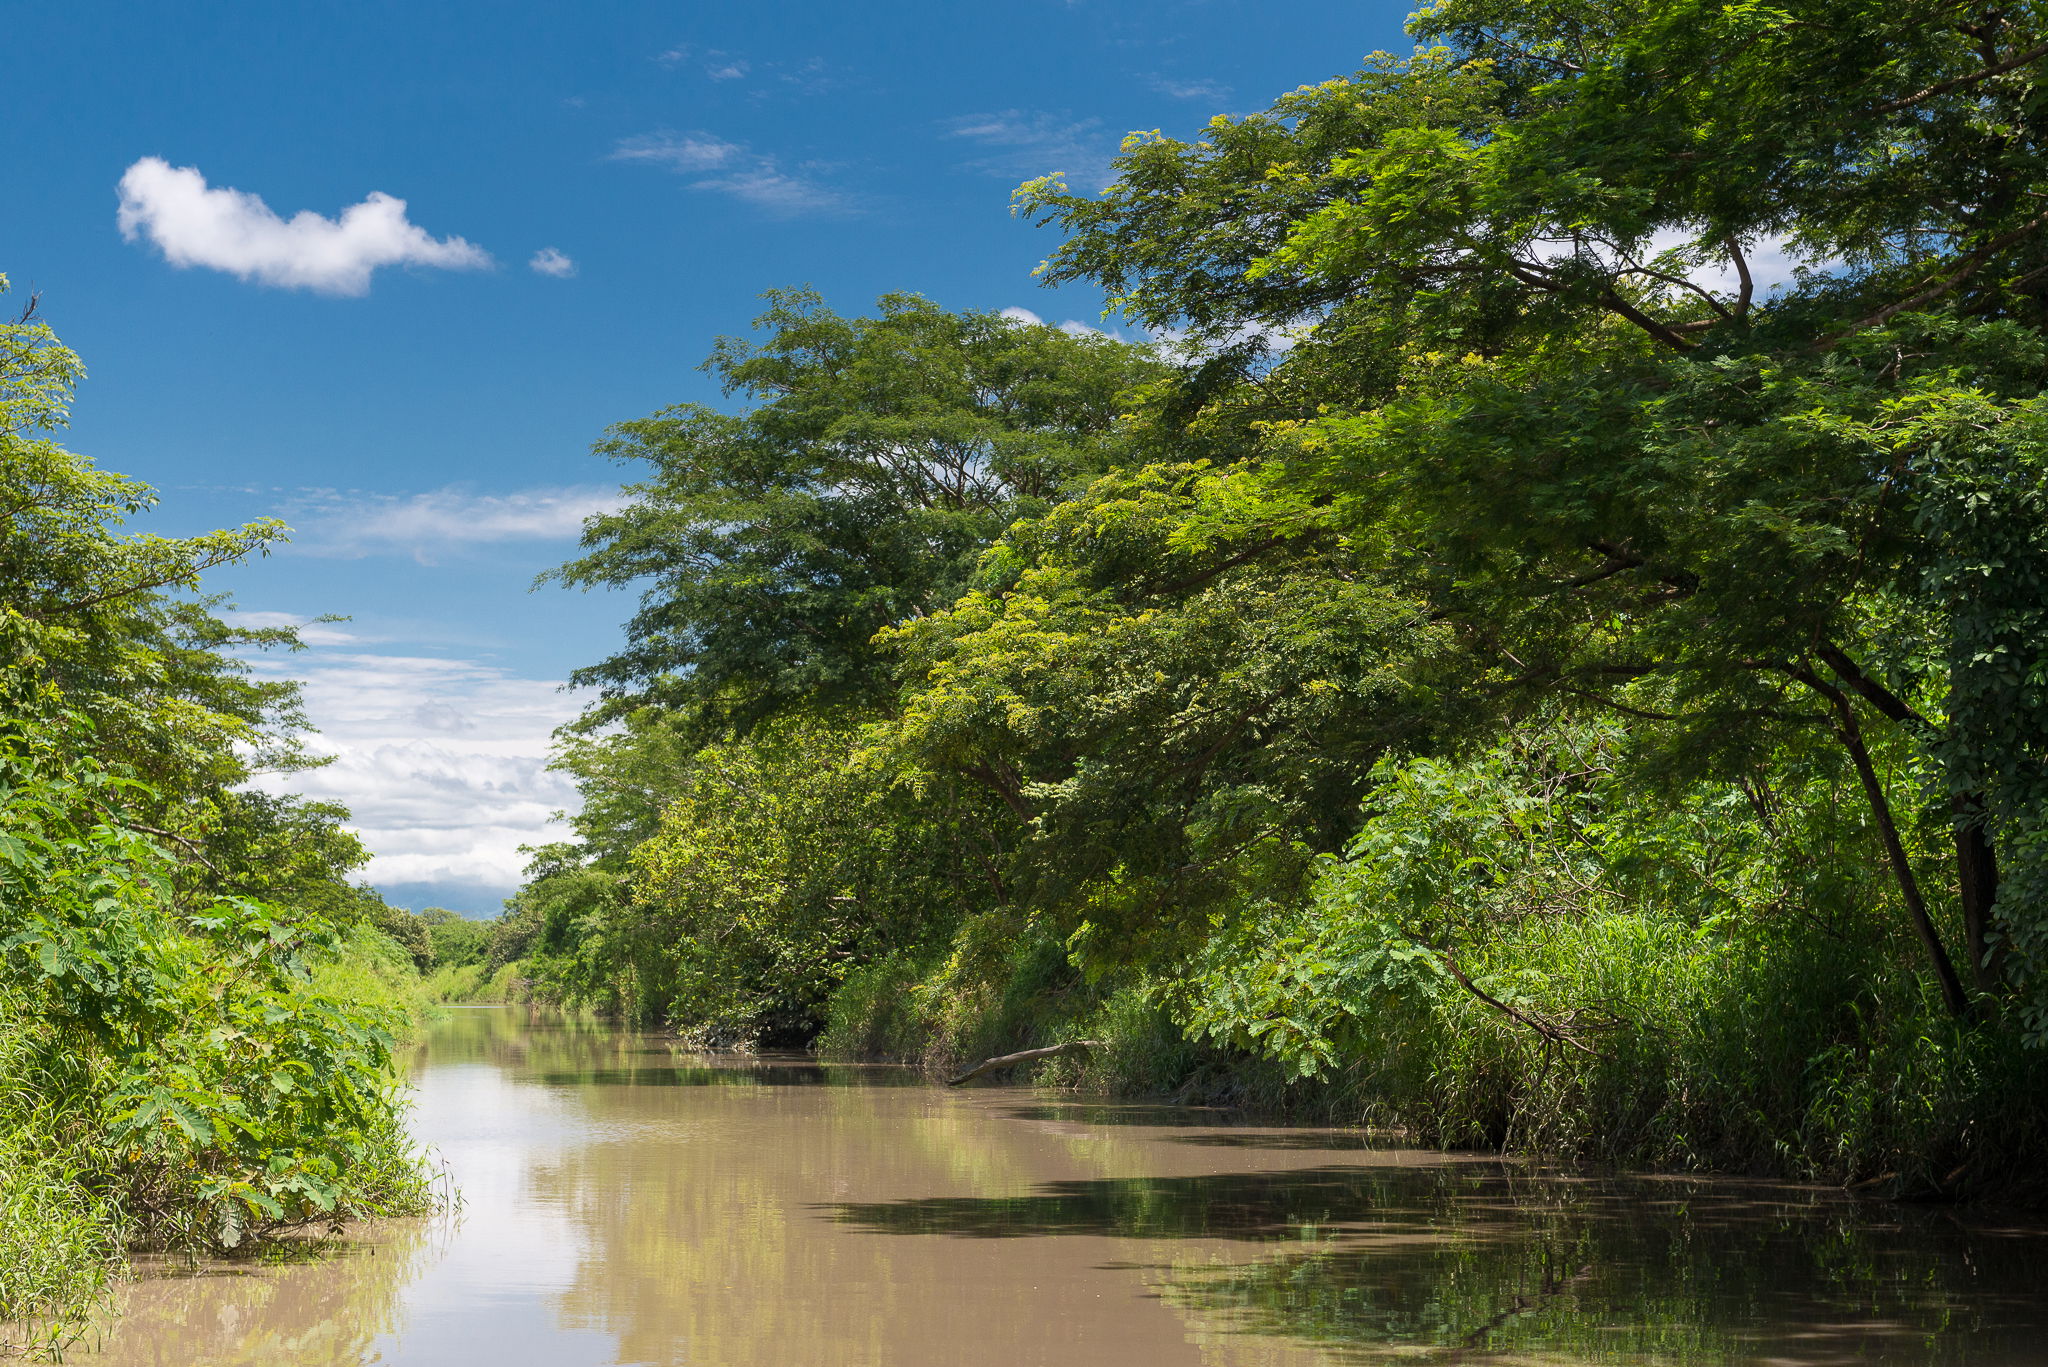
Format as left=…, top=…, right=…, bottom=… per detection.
left=73, top=1007, right=2048, bottom=1366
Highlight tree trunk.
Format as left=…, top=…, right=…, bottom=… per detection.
left=1791, top=663, right=1973, bottom=1019
left=1829, top=695, right=1974, bottom=1019
left=1953, top=794, right=2005, bottom=992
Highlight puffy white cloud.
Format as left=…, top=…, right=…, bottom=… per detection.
left=609, top=131, right=853, bottom=216
left=285, top=485, right=622, bottom=561
left=1527, top=226, right=1811, bottom=302
left=999, top=306, right=1045, bottom=326
left=1151, top=318, right=1302, bottom=358
left=528, top=246, right=576, bottom=278
left=116, top=157, right=491, bottom=296
left=1643, top=227, right=1807, bottom=294
left=243, top=649, right=583, bottom=903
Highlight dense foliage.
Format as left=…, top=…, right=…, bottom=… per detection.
left=518, top=0, right=2048, bottom=1203
left=0, top=283, right=435, bottom=1352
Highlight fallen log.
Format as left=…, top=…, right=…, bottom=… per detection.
left=945, top=1039, right=1104, bottom=1087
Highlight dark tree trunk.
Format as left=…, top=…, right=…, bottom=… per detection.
left=1792, top=664, right=1974, bottom=1020
left=1953, top=794, right=2005, bottom=992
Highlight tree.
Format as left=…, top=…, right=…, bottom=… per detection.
left=1021, top=0, right=2048, bottom=1029
left=0, top=276, right=354, bottom=905
left=0, top=279, right=432, bottom=1299
left=547, top=290, right=1164, bottom=737
left=880, top=458, right=1455, bottom=960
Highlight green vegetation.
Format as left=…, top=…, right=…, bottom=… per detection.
left=0, top=284, right=438, bottom=1353
left=515, top=0, right=2048, bottom=1205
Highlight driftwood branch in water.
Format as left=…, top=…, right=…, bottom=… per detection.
left=946, top=1040, right=1104, bottom=1086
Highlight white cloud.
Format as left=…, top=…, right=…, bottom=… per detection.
left=1147, top=76, right=1231, bottom=102
left=286, top=485, right=622, bottom=562
left=529, top=246, right=576, bottom=278
left=609, top=132, right=852, bottom=216
left=115, top=157, right=491, bottom=296
left=948, top=110, right=1117, bottom=190
left=610, top=131, right=741, bottom=172
left=1643, top=227, right=1806, bottom=295
left=221, top=609, right=368, bottom=646
left=655, top=44, right=747, bottom=80
left=1526, top=226, right=1810, bottom=303
left=244, top=649, right=581, bottom=900
left=1001, top=305, right=1130, bottom=341
left=1150, top=318, right=1303, bottom=360
left=656, top=45, right=842, bottom=94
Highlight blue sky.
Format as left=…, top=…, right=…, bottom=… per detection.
left=5, top=0, right=1414, bottom=913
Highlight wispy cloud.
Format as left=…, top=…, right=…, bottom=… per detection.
left=116, top=157, right=491, bottom=296
left=656, top=45, right=845, bottom=95
left=1146, top=75, right=1232, bottom=102
left=285, top=485, right=621, bottom=562
left=609, top=131, right=854, bottom=216
left=528, top=246, right=576, bottom=278
left=221, top=609, right=372, bottom=647
left=947, top=110, right=1118, bottom=190
left=243, top=647, right=582, bottom=905
left=611, top=131, right=743, bottom=172
left=657, top=43, right=748, bottom=79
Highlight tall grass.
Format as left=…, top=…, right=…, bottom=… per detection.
left=0, top=993, right=120, bottom=1359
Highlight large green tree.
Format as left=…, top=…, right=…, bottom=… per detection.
left=548, top=290, right=1164, bottom=736
left=1022, top=0, right=2048, bottom=1030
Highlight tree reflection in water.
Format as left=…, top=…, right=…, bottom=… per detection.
left=83, top=1223, right=445, bottom=1367
left=827, top=1162, right=2048, bottom=1364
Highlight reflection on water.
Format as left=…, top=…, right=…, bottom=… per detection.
left=76, top=1008, right=2048, bottom=1366
left=79, top=1226, right=443, bottom=1367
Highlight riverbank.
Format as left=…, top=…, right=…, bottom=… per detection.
left=811, top=910, right=2048, bottom=1208
left=0, top=924, right=441, bottom=1359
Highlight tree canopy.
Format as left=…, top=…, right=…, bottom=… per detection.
left=548, top=289, right=1164, bottom=736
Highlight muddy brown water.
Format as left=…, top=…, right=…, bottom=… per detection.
left=74, top=1008, right=2048, bottom=1366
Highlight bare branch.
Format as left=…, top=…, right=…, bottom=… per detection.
left=947, top=1039, right=1103, bottom=1085
left=1725, top=237, right=1755, bottom=318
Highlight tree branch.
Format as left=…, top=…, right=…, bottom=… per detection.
left=947, top=1039, right=1103, bottom=1085
left=1820, top=207, right=2048, bottom=350
left=1873, top=41, right=2048, bottom=114
left=1784, top=664, right=1972, bottom=1019
left=1815, top=641, right=1931, bottom=729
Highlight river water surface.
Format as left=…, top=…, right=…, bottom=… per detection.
left=77, top=1008, right=2048, bottom=1366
